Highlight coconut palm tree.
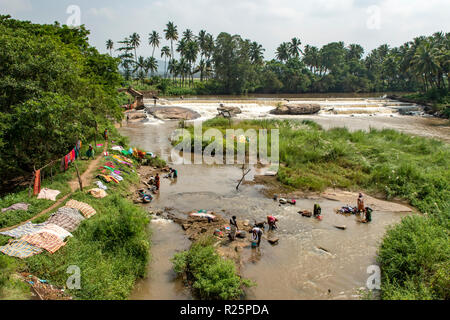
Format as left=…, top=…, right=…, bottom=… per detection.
left=117, top=38, right=135, bottom=80
left=168, top=59, right=178, bottom=84
left=133, top=56, right=146, bottom=84
left=164, top=22, right=178, bottom=60
left=412, top=41, right=440, bottom=91
left=250, top=41, right=265, bottom=65
left=182, top=29, right=195, bottom=42
left=149, top=31, right=161, bottom=59
left=106, top=39, right=114, bottom=56
left=276, top=42, right=290, bottom=62
left=289, top=37, right=303, bottom=58
left=161, top=46, right=171, bottom=78
left=184, top=40, right=199, bottom=86
left=129, top=32, right=141, bottom=62
left=197, top=30, right=207, bottom=60
left=145, top=57, right=158, bottom=77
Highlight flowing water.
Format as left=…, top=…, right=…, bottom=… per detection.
left=123, top=97, right=449, bottom=300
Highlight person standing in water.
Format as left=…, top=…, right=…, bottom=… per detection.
left=251, top=226, right=263, bottom=247
left=229, top=216, right=238, bottom=241
left=267, top=215, right=278, bottom=231
left=155, top=173, right=160, bottom=190
left=357, top=193, right=365, bottom=219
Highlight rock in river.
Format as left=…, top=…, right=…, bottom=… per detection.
left=146, top=106, right=201, bottom=120
left=269, top=103, right=321, bottom=115
left=217, top=104, right=242, bottom=117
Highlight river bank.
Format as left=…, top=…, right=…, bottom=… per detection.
left=0, top=129, right=168, bottom=300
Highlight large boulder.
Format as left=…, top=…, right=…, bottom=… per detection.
left=146, top=106, right=201, bottom=120
left=217, top=104, right=242, bottom=117
left=270, top=103, right=321, bottom=115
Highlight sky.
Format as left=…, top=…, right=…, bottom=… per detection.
left=1, top=0, right=449, bottom=60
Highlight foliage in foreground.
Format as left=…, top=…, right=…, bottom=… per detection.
left=172, top=236, right=254, bottom=300
left=377, top=207, right=449, bottom=300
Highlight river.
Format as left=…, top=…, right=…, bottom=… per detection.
left=123, top=97, right=449, bottom=300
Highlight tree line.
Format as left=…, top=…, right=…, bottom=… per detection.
left=0, top=15, right=123, bottom=186
left=107, top=22, right=449, bottom=95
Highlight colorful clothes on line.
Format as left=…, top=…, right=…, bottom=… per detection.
left=71, top=149, right=76, bottom=161
left=37, top=188, right=61, bottom=201
left=33, top=169, right=41, bottom=196
left=65, top=200, right=96, bottom=218
left=0, top=239, right=43, bottom=258
left=0, top=221, right=47, bottom=238
left=22, top=232, right=66, bottom=254
left=65, top=155, right=69, bottom=171
left=1, top=202, right=30, bottom=213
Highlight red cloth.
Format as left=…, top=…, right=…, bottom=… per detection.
left=71, top=149, right=76, bottom=161
left=64, top=155, right=69, bottom=171
left=33, top=170, right=41, bottom=196
left=267, top=216, right=276, bottom=224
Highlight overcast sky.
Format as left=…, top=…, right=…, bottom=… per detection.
left=1, top=0, right=449, bottom=59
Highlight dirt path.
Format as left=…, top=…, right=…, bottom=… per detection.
left=0, top=143, right=107, bottom=232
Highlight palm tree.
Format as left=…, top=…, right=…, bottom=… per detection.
left=106, top=39, right=114, bottom=56
left=276, top=42, right=290, bottom=62
left=182, top=29, right=194, bottom=42
left=198, top=30, right=207, bottom=61
left=177, top=38, right=187, bottom=59
left=289, top=37, right=303, bottom=58
left=168, top=59, right=178, bottom=84
left=250, top=41, right=265, bottom=65
left=161, top=46, right=171, bottom=78
left=133, top=56, right=146, bottom=84
left=129, top=32, right=141, bottom=63
left=145, top=57, right=158, bottom=77
left=149, top=31, right=161, bottom=58
left=164, top=22, right=178, bottom=60
left=347, top=44, right=364, bottom=60
left=412, top=41, right=440, bottom=91
left=184, top=41, right=199, bottom=86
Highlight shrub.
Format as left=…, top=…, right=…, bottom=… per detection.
left=172, top=236, right=254, bottom=300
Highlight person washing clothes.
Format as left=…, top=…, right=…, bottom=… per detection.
left=250, top=226, right=263, bottom=247
left=267, top=215, right=278, bottom=230
left=171, top=168, right=178, bottom=179
left=229, top=216, right=238, bottom=241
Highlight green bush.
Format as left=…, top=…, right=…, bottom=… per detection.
left=377, top=210, right=450, bottom=300
left=172, top=236, right=254, bottom=300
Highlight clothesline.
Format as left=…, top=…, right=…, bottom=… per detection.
left=30, top=140, right=83, bottom=197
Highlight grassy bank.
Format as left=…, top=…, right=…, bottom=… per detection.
left=177, top=118, right=449, bottom=300
left=178, top=118, right=449, bottom=215
left=172, top=236, right=254, bottom=300
left=0, top=128, right=165, bottom=300
left=402, top=88, right=450, bottom=118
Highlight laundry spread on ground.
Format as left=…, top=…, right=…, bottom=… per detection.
left=88, top=188, right=108, bottom=199
left=37, top=188, right=61, bottom=201
left=1, top=202, right=30, bottom=213
left=47, top=207, right=84, bottom=232
left=0, top=221, right=47, bottom=238
left=95, top=180, right=108, bottom=190
left=22, top=232, right=66, bottom=254
left=65, top=200, right=96, bottom=218
left=0, top=239, right=43, bottom=259
left=37, top=223, right=73, bottom=240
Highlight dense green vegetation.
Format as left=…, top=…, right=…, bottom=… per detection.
left=172, top=236, right=254, bottom=300
left=108, top=22, right=449, bottom=96
left=402, top=88, right=450, bottom=117
left=183, top=118, right=449, bottom=300
left=0, top=15, right=124, bottom=190
left=378, top=207, right=449, bottom=299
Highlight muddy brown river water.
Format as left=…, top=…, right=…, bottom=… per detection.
left=122, top=100, right=449, bottom=300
